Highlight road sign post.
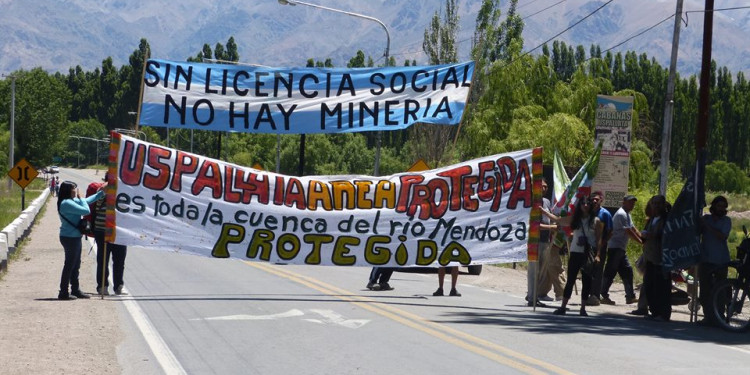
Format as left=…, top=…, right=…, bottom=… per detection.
left=7, top=158, right=39, bottom=210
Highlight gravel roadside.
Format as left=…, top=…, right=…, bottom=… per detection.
left=0, top=191, right=121, bottom=375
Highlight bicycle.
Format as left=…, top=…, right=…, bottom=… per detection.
left=711, top=225, right=750, bottom=332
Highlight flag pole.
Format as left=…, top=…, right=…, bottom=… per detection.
left=100, top=242, right=107, bottom=299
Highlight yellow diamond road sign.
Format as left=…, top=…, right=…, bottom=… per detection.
left=407, top=159, right=430, bottom=172
left=7, top=158, right=38, bottom=189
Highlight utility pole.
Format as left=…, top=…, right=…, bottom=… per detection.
left=695, top=0, right=714, bottom=152
left=659, top=0, right=684, bottom=195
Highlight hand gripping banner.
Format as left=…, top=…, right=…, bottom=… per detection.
left=139, top=59, right=474, bottom=134
left=106, top=134, right=540, bottom=267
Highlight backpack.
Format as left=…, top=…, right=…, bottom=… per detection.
left=83, top=182, right=105, bottom=234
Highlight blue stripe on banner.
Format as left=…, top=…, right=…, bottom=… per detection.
left=140, top=59, right=473, bottom=134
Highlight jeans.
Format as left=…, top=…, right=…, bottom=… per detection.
left=601, top=248, right=636, bottom=299
left=59, top=236, right=83, bottom=294
left=369, top=267, right=393, bottom=284
left=563, top=252, right=591, bottom=301
left=698, top=262, right=728, bottom=323
left=644, top=261, right=671, bottom=320
left=589, top=244, right=607, bottom=299
left=94, top=230, right=128, bottom=290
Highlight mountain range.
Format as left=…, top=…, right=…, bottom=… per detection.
left=1, top=0, right=749, bottom=77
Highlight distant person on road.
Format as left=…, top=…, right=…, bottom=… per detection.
left=698, top=195, right=732, bottom=326
left=600, top=195, right=642, bottom=306
left=92, top=173, right=128, bottom=296
left=433, top=266, right=461, bottom=297
left=57, top=180, right=106, bottom=300
left=55, top=176, right=60, bottom=196
left=543, top=196, right=603, bottom=316
left=50, top=177, right=57, bottom=197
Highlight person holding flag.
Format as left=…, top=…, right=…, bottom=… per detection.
left=697, top=196, right=731, bottom=326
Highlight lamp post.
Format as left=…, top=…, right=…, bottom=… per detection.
left=69, top=135, right=109, bottom=167
left=277, top=0, right=391, bottom=176
left=114, top=128, right=148, bottom=142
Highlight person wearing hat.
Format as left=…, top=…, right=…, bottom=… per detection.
left=600, top=194, right=642, bottom=305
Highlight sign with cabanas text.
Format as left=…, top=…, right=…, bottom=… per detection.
left=139, top=59, right=474, bottom=134
left=105, top=134, right=540, bottom=267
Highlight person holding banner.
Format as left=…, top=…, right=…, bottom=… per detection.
left=433, top=267, right=461, bottom=297
left=697, top=196, right=731, bottom=326
left=640, top=195, right=671, bottom=321
left=93, top=173, right=128, bottom=296
left=543, top=197, right=603, bottom=316
left=531, top=179, right=562, bottom=304
left=366, top=267, right=394, bottom=291
left=57, top=180, right=106, bottom=300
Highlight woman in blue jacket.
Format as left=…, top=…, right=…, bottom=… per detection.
left=57, top=180, right=105, bottom=300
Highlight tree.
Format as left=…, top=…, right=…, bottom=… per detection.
left=423, top=0, right=458, bottom=65
left=414, top=0, right=460, bottom=167
left=705, top=160, right=748, bottom=194
left=11, top=68, right=71, bottom=167
left=225, top=37, right=240, bottom=62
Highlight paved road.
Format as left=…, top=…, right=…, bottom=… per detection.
left=2, top=168, right=750, bottom=374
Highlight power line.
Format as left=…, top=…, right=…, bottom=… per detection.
left=599, top=14, right=674, bottom=56
left=590, top=5, right=750, bottom=62
left=522, top=0, right=567, bottom=21
left=390, top=0, right=568, bottom=60
left=498, top=0, right=614, bottom=69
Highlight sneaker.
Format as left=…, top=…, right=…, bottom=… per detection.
left=449, top=288, right=461, bottom=297
left=71, top=290, right=90, bottom=299
left=114, top=286, right=127, bottom=295
left=366, top=282, right=375, bottom=290
left=379, top=283, right=394, bottom=291
left=600, top=297, right=616, bottom=305
left=538, top=295, right=554, bottom=302
left=553, top=307, right=566, bottom=315
left=629, top=309, right=648, bottom=316
left=586, top=296, right=600, bottom=306
left=528, top=300, right=547, bottom=307
left=626, top=297, right=638, bottom=304
left=579, top=309, right=588, bottom=317
left=57, top=292, right=77, bottom=301
left=555, top=296, right=564, bottom=302
left=433, top=288, right=444, bottom=296
left=97, top=287, right=110, bottom=296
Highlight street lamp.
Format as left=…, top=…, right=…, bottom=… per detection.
left=69, top=135, right=109, bottom=167
left=277, top=0, right=391, bottom=176
left=114, top=128, right=148, bottom=142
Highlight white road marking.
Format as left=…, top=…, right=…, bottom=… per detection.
left=197, top=308, right=369, bottom=329
left=90, top=240, right=186, bottom=375
left=722, top=344, right=750, bottom=356
left=308, top=309, right=370, bottom=329
left=121, top=295, right=188, bottom=375
left=201, top=309, right=305, bottom=321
